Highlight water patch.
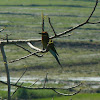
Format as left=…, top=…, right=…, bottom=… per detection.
left=68, top=77, right=100, bottom=82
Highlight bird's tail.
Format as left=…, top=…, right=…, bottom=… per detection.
left=49, top=50, right=62, bottom=68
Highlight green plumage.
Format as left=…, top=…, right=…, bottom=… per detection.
left=39, top=32, right=62, bottom=68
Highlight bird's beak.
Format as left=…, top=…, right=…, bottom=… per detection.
left=38, top=33, right=42, bottom=34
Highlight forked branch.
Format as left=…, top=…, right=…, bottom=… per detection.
left=50, top=0, right=99, bottom=39
left=9, top=44, right=46, bottom=63
left=0, top=81, right=82, bottom=90
left=0, top=80, right=82, bottom=96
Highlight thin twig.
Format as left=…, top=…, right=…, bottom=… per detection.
left=11, top=82, right=24, bottom=97
left=15, top=68, right=27, bottom=85
left=42, top=12, right=45, bottom=32
left=88, top=21, right=100, bottom=24
left=9, top=49, right=46, bottom=63
left=52, top=89, right=81, bottom=96
left=48, top=17, right=57, bottom=36
left=29, top=79, right=39, bottom=87
left=15, top=43, right=43, bottom=58
left=43, top=72, right=48, bottom=88
left=86, top=0, right=98, bottom=22
left=15, top=44, right=32, bottom=53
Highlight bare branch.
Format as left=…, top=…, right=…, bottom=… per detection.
left=0, top=80, right=82, bottom=90
left=11, top=82, right=24, bottom=97
left=42, top=13, right=44, bottom=32
left=15, top=43, right=43, bottom=58
left=50, top=0, right=98, bottom=39
left=15, top=44, right=32, bottom=53
left=29, top=79, right=39, bottom=87
left=88, top=21, right=100, bottom=24
left=9, top=52, right=42, bottom=63
left=15, top=68, right=27, bottom=85
left=52, top=89, right=81, bottom=96
left=0, top=39, right=41, bottom=45
left=0, top=45, right=11, bottom=100
left=27, top=42, right=42, bottom=51
left=86, top=0, right=98, bottom=22
left=48, top=17, right=57, bottom=36
left=43, top=72, right=48, bottom=88
left=9, top=49, right=46, bottom=63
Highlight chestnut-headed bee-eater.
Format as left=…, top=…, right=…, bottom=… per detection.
left=39, top=32, right=49, bottom=50
left=39, top=32, right=62, bottom=68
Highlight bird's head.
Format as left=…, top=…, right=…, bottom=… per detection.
left=39, top=31, right=49, bottom=36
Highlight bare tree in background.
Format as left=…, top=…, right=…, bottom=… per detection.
left=0, top=0, right=99, bottom=99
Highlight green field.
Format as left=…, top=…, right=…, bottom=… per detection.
left=0, top=0, right=100, bottom=99
left=40, top=93, right=100, bottom=100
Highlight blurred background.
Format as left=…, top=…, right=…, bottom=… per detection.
left=0, top=0, right=100, bottom=99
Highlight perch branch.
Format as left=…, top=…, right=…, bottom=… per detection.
left=27, top=42, right=42, bottom=51
left=0, top=39, right=41, bottom=45
left=0, top=0, right=99, bottom=45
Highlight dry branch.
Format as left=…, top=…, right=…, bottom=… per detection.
left=0, top=39, right=41, bottom=45
left=42, top=12, right=45, bottom=32
left=50, top=0, right=98, bottom=39
left=11, top=82, right=24, bottom=97
left=0, top=80, right=82, bottom=96
left=52, top=89, right=81, bottom=96
left=0, top=0, right=98, bottom=45
left=0, top=80, right=82, bottom=90
left=29, top=79, right=39, bottom=87
left=48, top=17, right=57, bottom=36
left=0, top=45, right=11, bottom=100
left=15, top=68, right=27, bottom=85
left=43, top=72, right=48, bottom=88
left=9, top=48, right=46, bottom=63
left=27, top=42, right=42, bottom=51
left=15, top=44, right=32, bottom=53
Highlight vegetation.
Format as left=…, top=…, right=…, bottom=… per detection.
left=0, top=0, right=100, bottom=99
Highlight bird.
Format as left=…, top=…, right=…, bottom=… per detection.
left=39, top=32, right=62, bottom=68
left=46, top=39, right=62, bottom=68
left=39, top=31, right=49, bottom=50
